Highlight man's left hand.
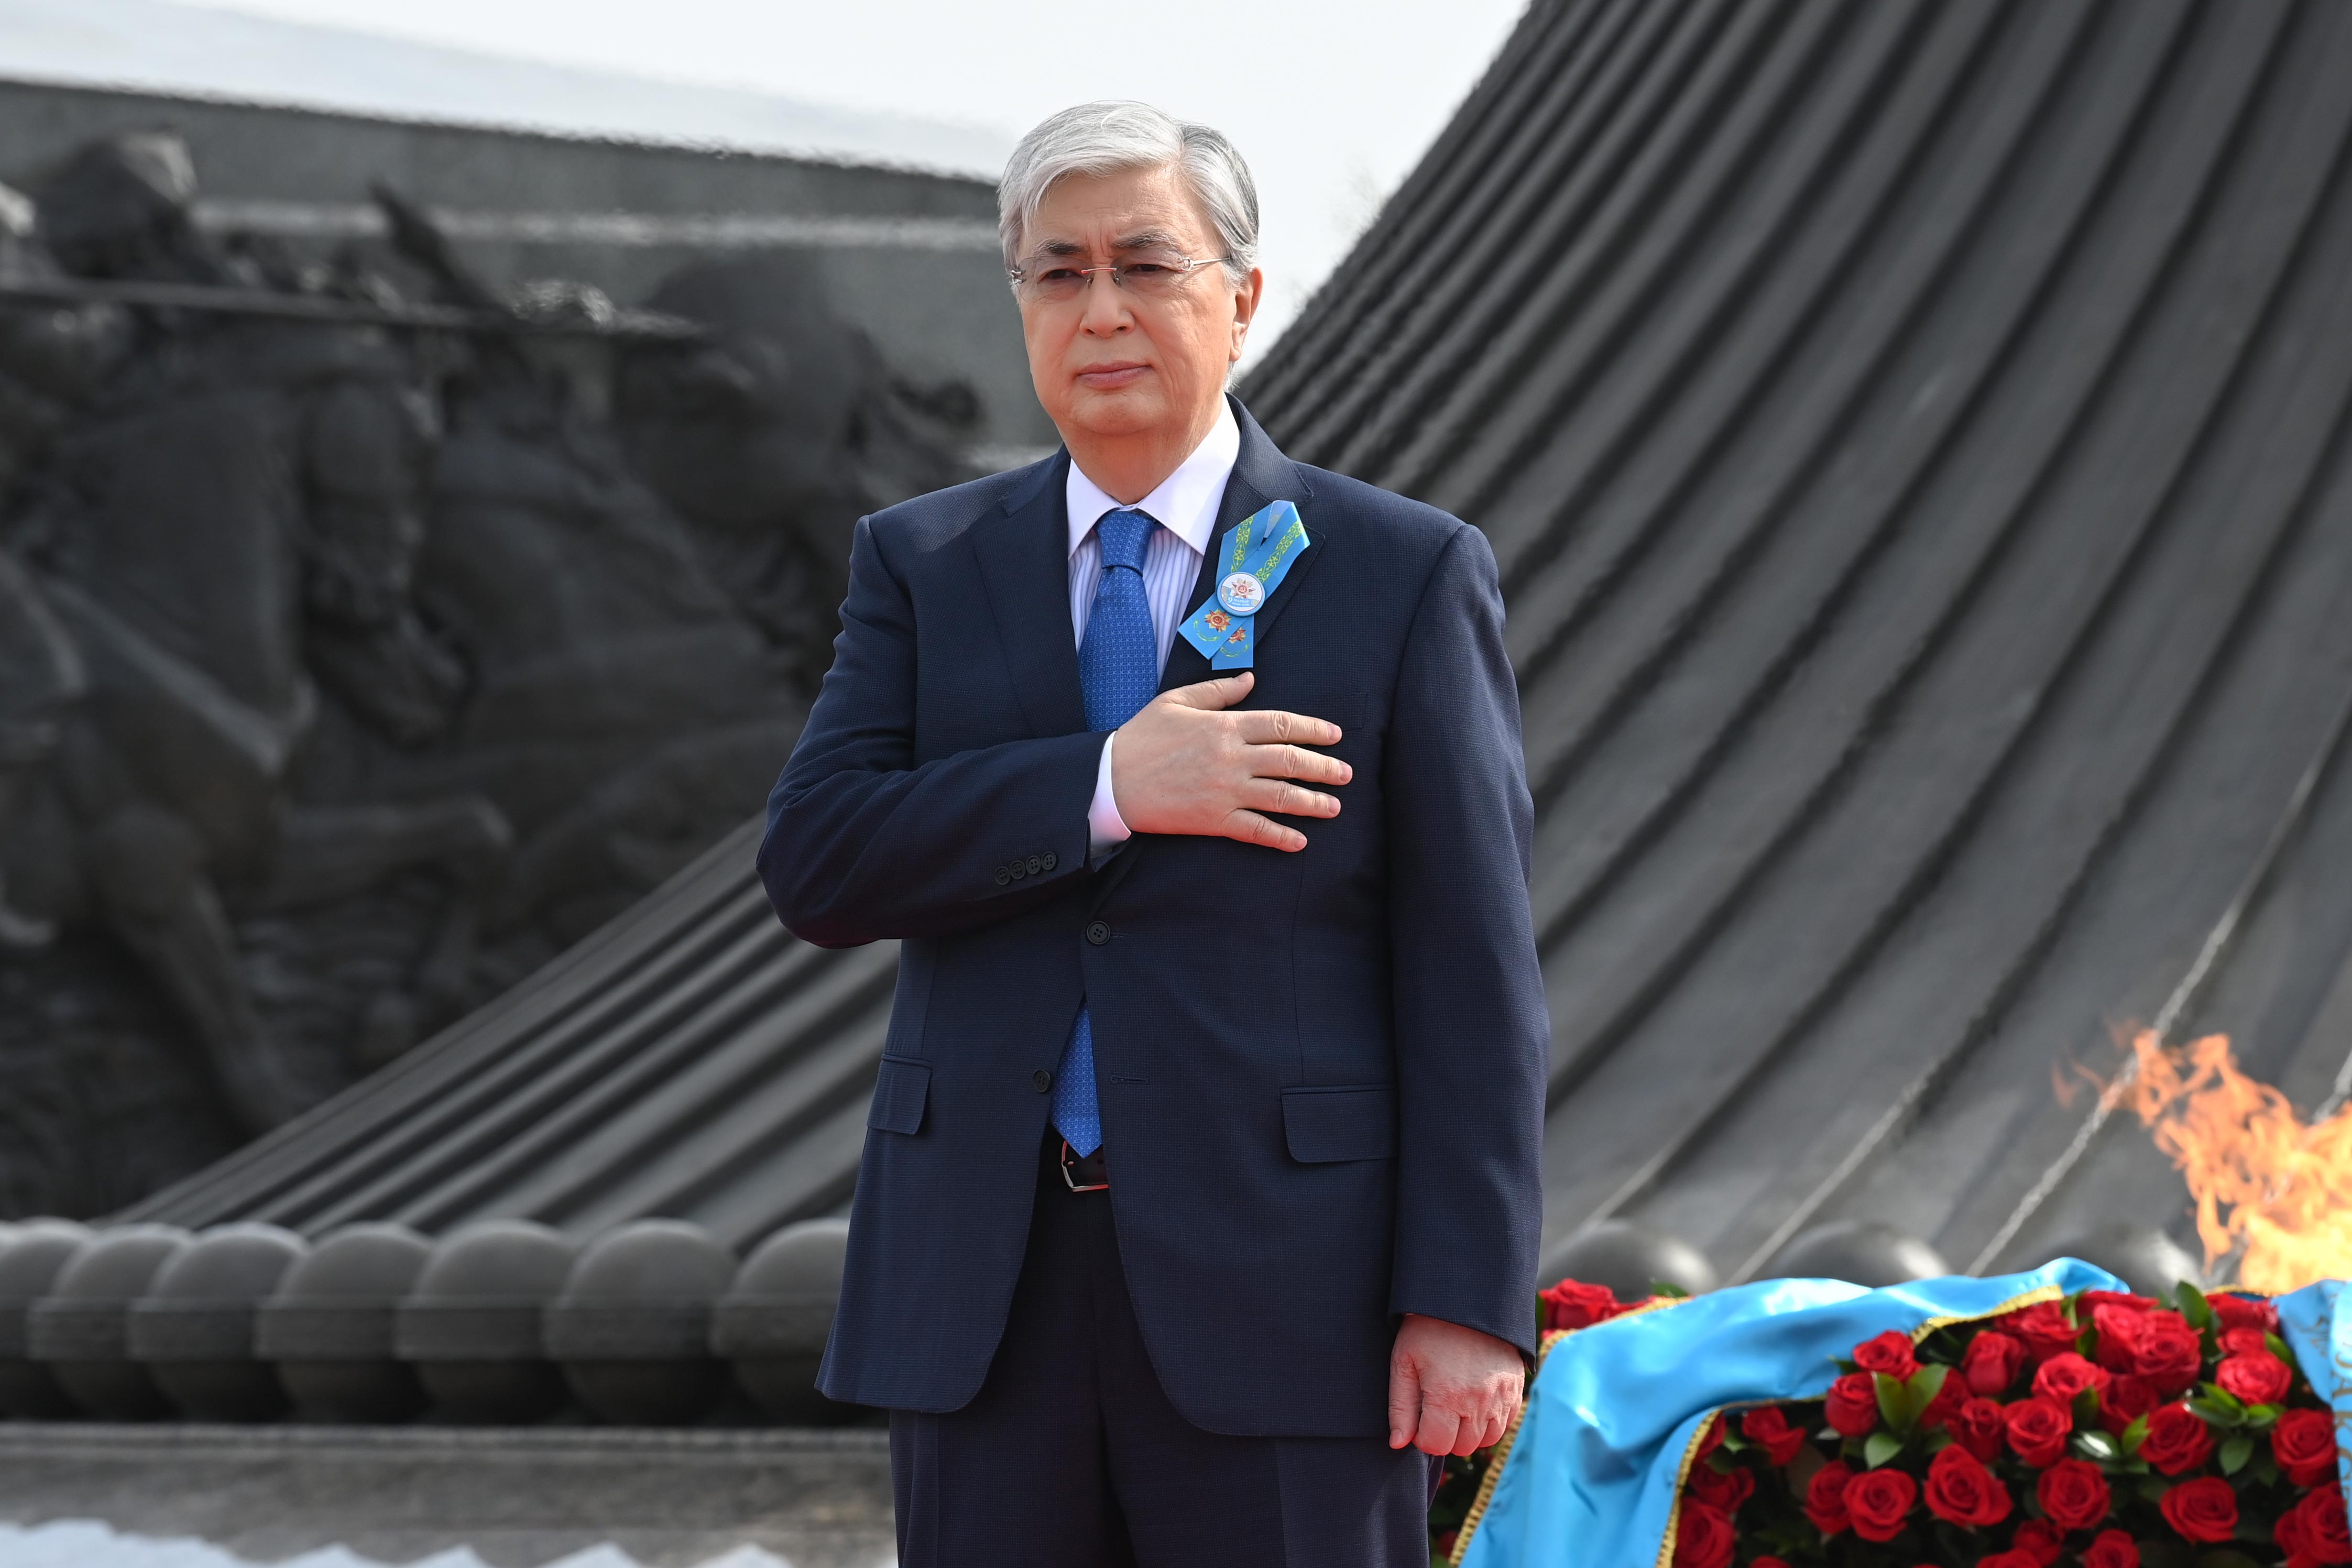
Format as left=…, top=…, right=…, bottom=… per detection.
left=1387, top=1313, right=1524, bottom=1456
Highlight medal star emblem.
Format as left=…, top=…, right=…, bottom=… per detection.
left=1206, top=609, right=1230, bottom=632
left=1217, top=572, right=1264, bottom=615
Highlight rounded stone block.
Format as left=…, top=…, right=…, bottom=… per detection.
left=28, top=1224, right=190, bottom=1419
left=714, top=1219, right=854, bottom=1425
left=1763, top=1220, right=1950, bottom=1287
left=396, top=1220, right=578, bottom=1424
left=132, top=1223, right=307, bottom=1422
left=258, top=1222, right=433, bottom=1423
left=2043, top=1223, right=2201, bottom=1298
left=1538, top=1220, right=1718, bottom=1301
left=548, top=1220, right=737, bottom=1425
left=0, top=1221, right=91, bottom=1418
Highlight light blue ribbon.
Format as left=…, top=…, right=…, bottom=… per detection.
left=1464, top=1262, right=2352, bottom=1568
left=1178, top=500, right=1309, bottom=670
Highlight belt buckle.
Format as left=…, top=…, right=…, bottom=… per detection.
left=1059, top=1138, right=1108, bottom=1193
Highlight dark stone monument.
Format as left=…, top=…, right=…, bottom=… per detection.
left=0, top=130, right=980, bottom=1216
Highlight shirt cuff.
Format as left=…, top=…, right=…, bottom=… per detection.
left=1087, top=732, right=1133, bottom=861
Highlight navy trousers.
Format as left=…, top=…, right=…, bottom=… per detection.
left=889, top=1138, right=1437, bottom=1567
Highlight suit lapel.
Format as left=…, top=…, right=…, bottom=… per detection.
left=972, top=450, right=1087, bottom=740
left=1157, top=395, right=1322, bottom=695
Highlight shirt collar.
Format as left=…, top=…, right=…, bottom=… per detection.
left=1064, top=398, right=1239, bottom=560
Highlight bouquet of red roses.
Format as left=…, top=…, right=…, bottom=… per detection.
left=1668, top=1282, right=2347, bottom=1568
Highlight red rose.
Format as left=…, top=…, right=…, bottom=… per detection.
left=1826, top=1372, right=1881, bottom=1437
left=2005, top=1397, right=2073, bottom=1467
left=2215, top=1351, right=2293, bottom=1407
left=1924, top=1444, right=2014, bottom=1528
left=1922, top=1372, right=1968, bottom=1432
left=1675, top=1498, right=1736, bottom=1568
left=2033, top=1352, right=2112, bottom=1407
left=1978, top=1551, right=2043, bottom=1568
left=2271, top=1408, right=2338, bottom=1488
left=2083, top=1529, right=2140, bottom=1568
left=1740, top=1406, right=1806, bottom=1466
left=2099, top=1374, right=2159, bottom=1435
left=2219, top=1326, right=2270, bottom=1357
left=1689, top=1463, right=1755, bottom=1514
left=2003, top=1303, right=2084, bottom=1362
left=1806, top=1461, right=1855, bottom=1537
left=1543, top=1278, right=1626, bottom=1332
left=2093, top=1305, right=2147, bottom=1374
left=2159, top=1476, right=2239, bottom=1544
left=1964, top=1331, right=2029, bottom=1396
left=1854, top=1330, right=1922, bottom=1382
left=1949, top=1396, right=2008, bottom=1461
left=2128, top=1313, right=2206, bottom=1396
left=2136, top=1403, right=2216, bottom=1476
left=1695, top=1413, right=1726, bottom=1463
left=2038, top=1457, right=2113, bottom=1532
left=2081, top=1290, right=2158, bottom=1313
left=2014, top=1519, right=2066, bottom=1565
left=1751, top=1560, right=1789, bottom=1568
left=2276, top=1485, right=2352, bottom=1568
left=2210, top=1294, right=2280, bottom=1335
left=1846, top=1468, right=1918, bottom=1543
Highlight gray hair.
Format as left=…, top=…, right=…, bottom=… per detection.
left=998, top=101, right=1259, bottom=284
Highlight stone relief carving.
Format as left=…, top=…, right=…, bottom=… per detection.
left=0, top=133, right=980, bottom=1214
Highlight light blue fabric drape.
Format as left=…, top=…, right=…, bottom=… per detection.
left=1465, top=1259, right=2352, bottom=1568
left=1461, top=1260, right=2131, bottom=1568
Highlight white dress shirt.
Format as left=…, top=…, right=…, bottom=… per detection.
left=1067, top=399, right=1240, bottom=857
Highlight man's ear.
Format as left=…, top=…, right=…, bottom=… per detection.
left=1230, top=265, right=1266, bottom=361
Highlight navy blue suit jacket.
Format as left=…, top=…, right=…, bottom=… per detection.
left=759, top=398, right=1547, bottom=1437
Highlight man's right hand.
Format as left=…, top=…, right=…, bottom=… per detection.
left=1110, top=671, right=1349, bottom=852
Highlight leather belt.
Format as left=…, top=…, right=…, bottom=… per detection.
left=1057, top=1137, right=1108, bottom=1193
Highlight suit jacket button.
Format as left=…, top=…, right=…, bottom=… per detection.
left=1026, top=855, right=1044, bottom=876
left=994, top=865, right=1011, bottom=885
left=1032, top=1068, right=1053, bottom=1093
left=1086, top=920, right=1111, bottom=946
left=1009, top=860, right=1026, bottom=880
left=1041, top=851, right=1057, bottom=872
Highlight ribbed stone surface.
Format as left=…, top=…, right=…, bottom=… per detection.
left=396, top=1221, right=577, bottom=1423
left=715, top=1219, right=853, bottom=1425
left=132, top=1224, right=306, bottom=1422
left=29, top=1225, right=190, bottom=1419
left=258, top=1222, right=431, bottom=1423
left=1538, top=1220, right=1717, bottom=1300
left=0, top=1222, right=90, bottom=1418
left=1763, top=1221, right=1950, bottom=1288
left=549, top=1220, right=736, bottom=1426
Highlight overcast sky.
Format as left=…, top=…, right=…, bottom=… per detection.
left=141, top=0, right=1527, bottom=354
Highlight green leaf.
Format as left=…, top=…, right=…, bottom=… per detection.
left=1650, top=1280, right=1692, bottom=1299
left=2120, top=1412, right=2152, bottom=1455
left=2176, top=1280, right=2214, bottom=1330
left=2264, top=1333, right=2295, bottom=1364
left=1717, top=1426, right=1750, bottom=1454
left=1876, top=1372, right=1913, bottom=1433
left=2242, top=1404, right=2280, bottom=1432
left=1908, top=1363, right=1950, bottom=1405
left=1817, top=1427, right=1842, bottom=1444
left=2219, top=1433, right=2254, bottom=1476
left=2138, top=1477, right=2173, bottom=1507
left=2075, top=1430, right=2121, bottom=1462
left=2252, top=1456, right=2279, bottom=1487
left=2198, top=1383, right=2248, bottom=1417
left=2075, top=1386, right=2104, bottom=1428
left=1864, top=1431, right=1905, bottom=1469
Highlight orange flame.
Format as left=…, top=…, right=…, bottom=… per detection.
left=2116, top=1030, right=2352, bottom=1293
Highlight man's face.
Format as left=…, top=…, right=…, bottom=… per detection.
left=1015, top=163, right=1262, bottom=446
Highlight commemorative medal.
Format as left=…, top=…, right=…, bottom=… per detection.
left=1177, top=500, right=1310, bottom=670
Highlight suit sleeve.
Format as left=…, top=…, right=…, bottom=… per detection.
left=757, top=515, right=1102, bottom=948
left=1384, top=523, right=1549, bottom=1356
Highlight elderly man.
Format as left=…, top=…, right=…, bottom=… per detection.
left=759, top=100, right=1547, bottom=1566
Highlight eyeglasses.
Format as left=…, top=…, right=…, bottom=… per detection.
left=1008, top=249, right=1235, bottom=305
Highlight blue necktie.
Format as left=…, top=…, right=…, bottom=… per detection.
left=1053, top=507, right=1159, bottom=1157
